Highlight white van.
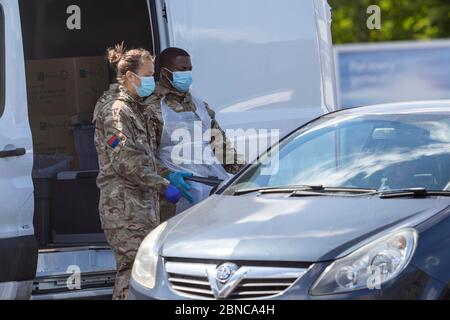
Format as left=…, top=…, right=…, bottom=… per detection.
left=0, top=0, right=336, bottom=299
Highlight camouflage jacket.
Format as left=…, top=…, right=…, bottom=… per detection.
left=93, top=84, right=169, bottom=229
left=143, top=79, right=245, bottom=175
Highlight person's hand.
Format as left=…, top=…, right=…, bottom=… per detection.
left=163, top=185, right=182, bottom=204
left=168, top=171, right=194, bottom=203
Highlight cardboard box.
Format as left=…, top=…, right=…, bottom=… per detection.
left=26, top=56, right=109, bottom=116
left=26, top=58, right=76, bottom=116
left=30, top=115, right=76, bottom=159
left=75, top=56, right=110, bottom=114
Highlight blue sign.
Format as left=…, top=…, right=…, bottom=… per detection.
left=336, top=42, right=450, bottom=108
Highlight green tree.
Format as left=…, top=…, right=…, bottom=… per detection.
left=329, top=0, right=450, bottom=44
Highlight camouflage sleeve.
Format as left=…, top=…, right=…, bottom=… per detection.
left=102, top=105, right=170, bottom=193
left=155, top=157, right=172, bottom=178
left=204, top=102, right=246, bottom=174
left=142, top=98, right=174, bottom=179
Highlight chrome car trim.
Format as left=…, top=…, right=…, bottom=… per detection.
left=165, top=260, right=309, bottom=300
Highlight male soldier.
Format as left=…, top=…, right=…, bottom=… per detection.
left=144, top=47, right=245, bottom=219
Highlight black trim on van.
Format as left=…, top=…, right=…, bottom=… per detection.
left=149, top=0, right=162, bottom=77
left=0, top=236, right=38, bottom=282
left=0, top=4, right=5, bottom=118
left=149, top=0, right=161, bottom=56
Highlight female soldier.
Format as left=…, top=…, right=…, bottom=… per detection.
left=93, top=43, right=179, bottom=300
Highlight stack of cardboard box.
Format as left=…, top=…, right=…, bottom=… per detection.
left=27, top=56, right=109, bottom=170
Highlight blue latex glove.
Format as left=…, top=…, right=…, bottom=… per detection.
left=163, top=185, right=182, bottom=204
left=168, top=171, right=194, bottom=203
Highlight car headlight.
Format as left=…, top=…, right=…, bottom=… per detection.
left=131, top=222, right=167, bottom=289
left=311, top=228, right=418, bottom=295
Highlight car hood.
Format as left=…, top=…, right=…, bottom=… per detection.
left=159, top=194, right=449, bottom=262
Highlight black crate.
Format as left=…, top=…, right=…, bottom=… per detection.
left=33, top=178, right=53, bottom=247
left=51, top=171, right=105, bottom=244
left=73, top=125, right=99, bottom=170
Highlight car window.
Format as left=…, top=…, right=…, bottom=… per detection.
left=0, top=5, right=4, bottom=118
left=266, top=131, right=336, bottom=187
left=226, top=113, right=450, bottom=193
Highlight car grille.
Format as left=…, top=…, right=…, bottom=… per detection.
left=167, top=273, right=214, bottom=298
left=165, top=259, right=310, bottom=300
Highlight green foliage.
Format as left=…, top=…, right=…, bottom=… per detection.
left=329, top=0, right=450, bottom=44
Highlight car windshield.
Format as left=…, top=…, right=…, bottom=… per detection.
left=225, top=111, right=450, bottom=194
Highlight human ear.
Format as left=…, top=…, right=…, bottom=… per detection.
left=160, top=67, right=172, bottom=81
left=125, top=70, right=133, bottom=82
left=126, top=70, right=140, bottom=86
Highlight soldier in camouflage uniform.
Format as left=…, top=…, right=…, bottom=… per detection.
left=143, top=47, right=245, bottom=219
left=93, top=44, right=170, bottom=300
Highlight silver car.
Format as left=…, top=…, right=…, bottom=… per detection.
left=128, top=101, right=450, bottom=300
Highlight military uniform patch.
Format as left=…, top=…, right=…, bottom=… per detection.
left=107, top=135, right=120, bottom=149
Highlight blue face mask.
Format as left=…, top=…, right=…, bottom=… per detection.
left=164, top=68, right=193, bottom=93
left=132, top=74, right=155, bottom=97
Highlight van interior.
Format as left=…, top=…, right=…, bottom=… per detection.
left=19, top=0, right=159, bottom=297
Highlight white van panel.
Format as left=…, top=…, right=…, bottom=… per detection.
left=0, top=0, right=33, bottom=239
left=164, top=0, right=336, bottom=137
left=313, top=0, right=338, bottom=111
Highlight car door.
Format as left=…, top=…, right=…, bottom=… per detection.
left=0, top=0, right=36, bottom=299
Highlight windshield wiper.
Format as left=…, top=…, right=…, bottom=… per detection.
left=233, top=185, right=376, bottom=196
left=233, top=185, right=323, bottom=196
left=377, top=188, right=450, bottom=199
left=290, top=187, right=377, bottom=197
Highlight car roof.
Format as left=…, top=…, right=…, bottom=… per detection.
left=329, top=100, right=450, bottom=117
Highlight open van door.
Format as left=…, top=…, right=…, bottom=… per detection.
left=16, top=0, right=159, bottom=300
left=161, top=0, right=337, bottom=144
left=0, top=0, right=37, bottom=299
